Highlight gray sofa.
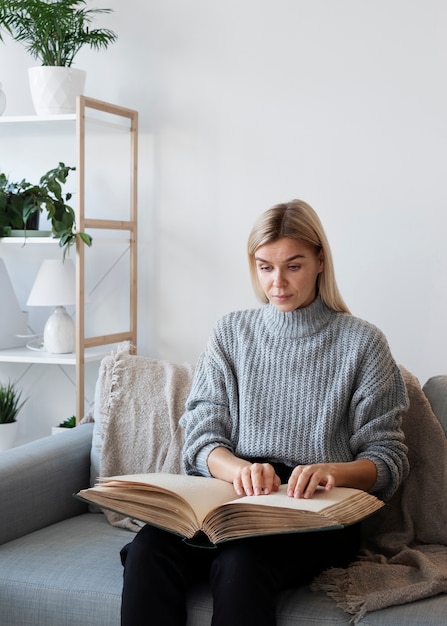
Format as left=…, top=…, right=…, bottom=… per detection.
left=0, top=355, right=446, bottom=626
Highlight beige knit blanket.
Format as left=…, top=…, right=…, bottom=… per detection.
left=312, top=366, right=447, bottom=622
left=92, top=346, right=194, bottom=531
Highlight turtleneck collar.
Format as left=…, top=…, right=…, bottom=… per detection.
left=262, top=296, right=334, bottom=339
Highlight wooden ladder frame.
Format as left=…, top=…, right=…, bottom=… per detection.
left=75, top=96, right=138, bottom=421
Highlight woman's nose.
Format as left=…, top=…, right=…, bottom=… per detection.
left=273, top=271, right=287, bottom=287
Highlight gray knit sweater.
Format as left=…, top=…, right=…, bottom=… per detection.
left=180, top=297, right=409, bottom=501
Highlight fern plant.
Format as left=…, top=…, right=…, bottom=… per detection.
left=0, top=0, right=117, bottom=67
left=0, top=381, right=27, bottom=424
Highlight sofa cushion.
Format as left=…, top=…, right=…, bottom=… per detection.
left=0, top=510, right=350, bottom=626
left=2, top=511, right=447, bottom=626
left=0, top=514, right=132, bottom=626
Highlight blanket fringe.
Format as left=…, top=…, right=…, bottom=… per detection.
left=311, top=569, right=368, bottom=624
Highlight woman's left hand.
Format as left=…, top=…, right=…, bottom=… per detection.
left=287, top=458, right=377, bottom=499
left=287, top=463, right=336, bottom=499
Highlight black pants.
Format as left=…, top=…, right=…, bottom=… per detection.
left=120, top=521, right=360, bottom=626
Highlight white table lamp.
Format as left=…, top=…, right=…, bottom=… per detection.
left=27, top=259, right=76, bottom=354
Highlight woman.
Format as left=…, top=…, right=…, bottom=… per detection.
left=120, top=199, right=409, bottom=626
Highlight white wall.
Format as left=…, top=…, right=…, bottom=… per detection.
left=1, top=1, right=446, bottom=440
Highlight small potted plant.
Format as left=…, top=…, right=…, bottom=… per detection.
left=0, top=162, right=92, bottom=258
left=52, top=414, right=76, bottom=434
left=0, top=380, right=27, bottom=450
left=0, top=0, right=117, bottom=115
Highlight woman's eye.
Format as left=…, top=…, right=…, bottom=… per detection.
left=259, top=265, right=272, bottom=272
left=289, top=265, right=301, bottom=271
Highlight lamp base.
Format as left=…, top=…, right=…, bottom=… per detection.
left=43, top=306, right=75, bottom=354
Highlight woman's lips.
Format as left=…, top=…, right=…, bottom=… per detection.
left=272, top=294, right=291, bottom=302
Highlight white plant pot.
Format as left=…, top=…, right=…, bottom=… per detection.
left=28, top=66, right=86, bottom=116
left=52, top=426, right=68, bottom=435
left=0, top=421, right=18, bottom=451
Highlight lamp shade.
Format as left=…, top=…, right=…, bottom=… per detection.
left=27, top=259, right=76, bottom=307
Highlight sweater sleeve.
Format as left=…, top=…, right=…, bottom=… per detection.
left=348, top=330, right=410, bottom=501
left=179, top=329, right=237, bottom=476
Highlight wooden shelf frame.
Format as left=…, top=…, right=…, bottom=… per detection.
left=75, top=96, right=138, bottom=420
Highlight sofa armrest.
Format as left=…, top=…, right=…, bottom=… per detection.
left=0, top=423, right=93, bottom=545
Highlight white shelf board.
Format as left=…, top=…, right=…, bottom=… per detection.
left=0, top=112, right=129, bottom=130
left=0, top=114, right=76, bottom=123
left=0, top=236, right=58, bottom=245
left=0, top=346, right=110, bottom=365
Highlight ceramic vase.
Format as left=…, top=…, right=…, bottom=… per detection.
left=43, top=306, right=75, bottom=354
left=28, top=66, right=86, bottom=116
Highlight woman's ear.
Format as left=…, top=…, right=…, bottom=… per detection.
left=318, top=250, right=324, bottom=273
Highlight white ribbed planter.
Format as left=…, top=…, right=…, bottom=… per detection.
left=0, top=421, right=18, bottom=451
left=52, top=427, right=72, bottom=435
left=28, top=66, right=86, bottom=115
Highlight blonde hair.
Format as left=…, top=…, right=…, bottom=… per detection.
left=247, top=199, right=350, bottom=313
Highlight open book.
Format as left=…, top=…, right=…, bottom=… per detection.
left=76, top=473, right=384, bottom=545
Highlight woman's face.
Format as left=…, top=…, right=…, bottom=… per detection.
left=255, top=237, right=323, bottom=312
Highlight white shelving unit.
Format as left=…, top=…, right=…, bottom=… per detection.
left=0, top=96, right=138, bottom=425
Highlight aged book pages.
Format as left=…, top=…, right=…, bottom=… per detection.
left=77, top=472, right=384, bottom=545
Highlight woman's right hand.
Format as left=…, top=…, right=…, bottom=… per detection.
left=233, top=462, right=281, bottom=496
left=207, top=447, right=281, bottom=496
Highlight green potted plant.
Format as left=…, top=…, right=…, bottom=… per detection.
left=52, top=414, right=76, bottom=434
left=0, top=162, right=92, bottom=258
left=0, top=0, right=117, bottom=115
left=57, top=415, right=76, bottom=428
left=0, top=380, right=27, bottom=450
